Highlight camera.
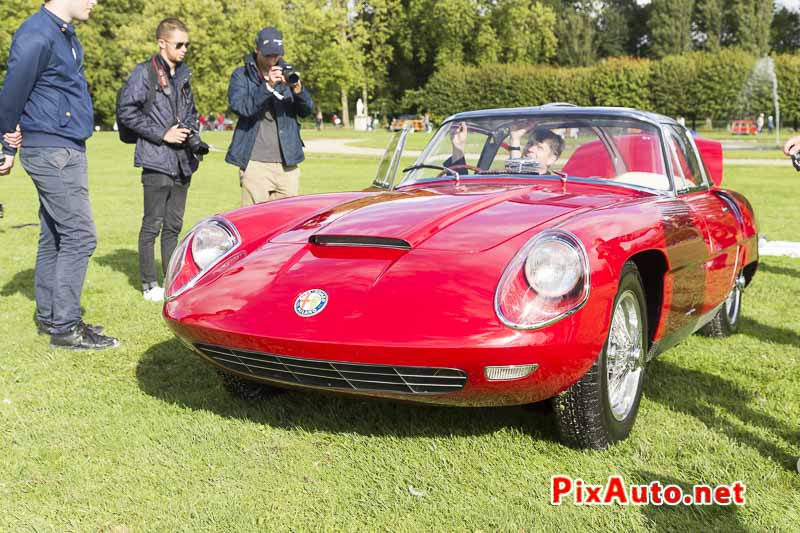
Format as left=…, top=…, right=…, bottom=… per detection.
left=279, top=62, right=300, bottom=86
left=175, top=121, right=209, bottom=156
left=792, top=152, right=800, bottom=172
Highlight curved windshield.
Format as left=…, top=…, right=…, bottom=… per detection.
left=398, top=114, right=670, bottom=191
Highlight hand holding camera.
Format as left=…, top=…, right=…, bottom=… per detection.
left=175, top=120, right=209, bottom=156
left=164, top=125, right=191, bottom=144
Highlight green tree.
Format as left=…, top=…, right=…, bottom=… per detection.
left=771, top=7, right=800, bottom=53
left=491, top=0, right=557, bottom=64
left=596, top=0, right=643, bottom=58
left=729, top=0, right=773, bottom=55
left=649, top=0, right=694, bottom=59
left=554, top=6, right=596, bottom=66
left=693, top=0, right=726, bottom=51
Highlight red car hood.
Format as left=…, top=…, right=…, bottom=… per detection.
left=172, top=181, right=647, bottom=341
left=270, top=181, right=639, bottom=252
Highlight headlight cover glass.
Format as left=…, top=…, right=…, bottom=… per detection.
left=192, top=222, right=237, bottom=270
left=164, top=217, right=240, bottom=301
left=524, top=238, right=583, bottom=298
left=495, top=230, right=590, bottom=329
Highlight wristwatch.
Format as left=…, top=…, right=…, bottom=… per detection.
left=508, top=145, right=521, bottom=151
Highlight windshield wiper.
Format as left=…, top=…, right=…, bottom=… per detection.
left=402, top=164, right=460, bottom=177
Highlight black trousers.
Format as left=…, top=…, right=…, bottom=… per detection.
left=138, top=171, right=189, bottom=290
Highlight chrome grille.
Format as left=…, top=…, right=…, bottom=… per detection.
left=194, top=343, right=467, bottom=394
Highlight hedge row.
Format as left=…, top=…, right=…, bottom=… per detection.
left=420, top=50, right=800, bottom=126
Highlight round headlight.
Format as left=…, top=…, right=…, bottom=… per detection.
left=524, top=238, right=583, bottom=298
left=191, top=222, right=236, bottom=270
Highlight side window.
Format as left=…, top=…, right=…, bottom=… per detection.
left=666, top=127, right=706, bottom=191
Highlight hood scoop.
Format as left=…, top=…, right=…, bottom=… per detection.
left=309, top=234, right=412, bottom=250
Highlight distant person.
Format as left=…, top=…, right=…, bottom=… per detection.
left=225, top=27, right=314, bottom=206
left=217, top=112, right=225, bottom=131
left=332, top=114, right=341, bottom=128
left=199, top=113, right=206, bottom=131
left=0, top=0, right=119, bottom=349
left=315, top=110, right=323, bottom=130
left=423, top=113, right=431, bottom=132
left=117, top=17, right=206, bottom=302
left=768, top=115, right=774, bottom=134
left=207, top=113, right=216, bottom=131
left=757, top=113, right=765, bottom=134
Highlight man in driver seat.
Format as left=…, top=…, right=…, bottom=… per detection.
left=447, top=122, right=564, bottom=174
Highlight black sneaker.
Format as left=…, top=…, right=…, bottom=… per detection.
left=37, top=319, right=104, bottom=336
left=50, top=323, right=120, bottom=350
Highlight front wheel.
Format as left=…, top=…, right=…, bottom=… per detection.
left=553, top=261, right=648, bottom=449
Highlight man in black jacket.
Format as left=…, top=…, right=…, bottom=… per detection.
left=117, top=18, right=202, bottom=302
left=225, top=27, right=314, bottom=206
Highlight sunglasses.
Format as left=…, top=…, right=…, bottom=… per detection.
left=167, top=41, right=191, bottom=50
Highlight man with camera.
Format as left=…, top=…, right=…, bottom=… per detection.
left=0, top=0, right=120, bottom=350
left=117, top=18, right=207, bottom=302
left=226, top=27, right=314, bottom=206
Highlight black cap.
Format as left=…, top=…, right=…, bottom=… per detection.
left=256, top=27, right=284, bottom=56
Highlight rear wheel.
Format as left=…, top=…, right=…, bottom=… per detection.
left=553, top=261, right=648, bottom=449
left=698, top=273, right=744, bottom=338
left=217, top=370, right=282, bottom=401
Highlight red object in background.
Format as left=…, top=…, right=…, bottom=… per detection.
left=730, top=119, right=757, bottom=135
left=694, top=137, right=723, bottom=186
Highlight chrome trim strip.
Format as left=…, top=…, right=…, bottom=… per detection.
left=493, top=229, right=591, bottom=330
left=195, top=343, right=468, bottom=394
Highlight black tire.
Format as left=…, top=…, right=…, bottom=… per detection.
left=553, top=261, right=648, bottom=450
left=217, top=370, right=282, bottom=401
left=698, top=276, right=743, bottom=338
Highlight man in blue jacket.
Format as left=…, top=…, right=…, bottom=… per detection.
left=225, top=27, right=314, bottom=206
left=0, top=0, right=119, bottom=350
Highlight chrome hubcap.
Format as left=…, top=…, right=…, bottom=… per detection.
left=725, top=274, right=744, bottom=325
left=606, top=291, right=644, bottom=421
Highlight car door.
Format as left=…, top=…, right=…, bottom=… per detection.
left=667, top=126, right=741, bottom=314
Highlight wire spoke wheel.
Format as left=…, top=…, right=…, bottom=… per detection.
left=605, top=290, right=644, bottom=422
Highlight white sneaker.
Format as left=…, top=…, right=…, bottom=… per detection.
left=143, top=286, right=165, bottom=302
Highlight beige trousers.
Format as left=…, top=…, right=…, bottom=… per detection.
left=240, top=160, right=300, bottom=206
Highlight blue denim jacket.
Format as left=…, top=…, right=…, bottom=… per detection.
left=0, top=8, right=94, bottom=156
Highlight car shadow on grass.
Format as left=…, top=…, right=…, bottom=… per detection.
left=95, top=248, right=160, bottom=291
left=632, top=470, right=747, bottom=531
left=645, top=359, right=796, bottom=472
left=0, top=267, right=34, bottom=300
left=135, top=338, right=562, bottom=442
left=739, top=316, right=800, bottom=349
left=758, top=262, right=800, bottom=279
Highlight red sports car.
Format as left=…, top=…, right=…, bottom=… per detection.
left=163, top=105, right=758, bottom=449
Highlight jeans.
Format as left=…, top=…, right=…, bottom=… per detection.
left=138, top=171, right=189, bottom=290
left=19, top=147, right=97, bottom=334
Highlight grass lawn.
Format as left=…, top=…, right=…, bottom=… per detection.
left=0, top=133, right=798, bottom=530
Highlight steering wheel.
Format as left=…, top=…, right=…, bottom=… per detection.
left=437, top=164, right=482, bottom=177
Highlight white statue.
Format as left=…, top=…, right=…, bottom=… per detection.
left=356, top=98, right=364, bottom=116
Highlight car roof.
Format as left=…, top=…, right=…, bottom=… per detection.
left=444, top=104, right=677, bottom=128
